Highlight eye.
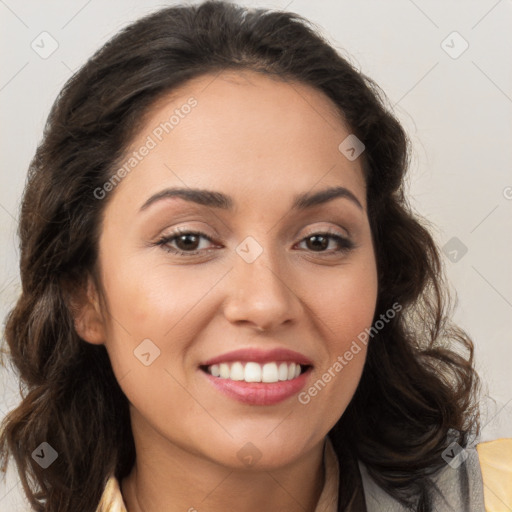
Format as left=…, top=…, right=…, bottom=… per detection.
left=155, top=229, right=215, bottom=256
left=296, top=230, right=355, bottom=255
left=154, top=228, right=356, bottom=257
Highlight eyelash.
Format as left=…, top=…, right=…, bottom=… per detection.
left=155, top=228, right=356, bottom=257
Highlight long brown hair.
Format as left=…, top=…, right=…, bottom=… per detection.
left=0, top=1, right=480, bottom=510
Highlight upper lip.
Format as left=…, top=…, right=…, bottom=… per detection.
left=200, top=347, right=313, bottom=367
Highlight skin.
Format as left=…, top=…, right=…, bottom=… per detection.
left=76, top=70, right=379, bottom=512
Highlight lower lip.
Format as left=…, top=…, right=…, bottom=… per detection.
left=201, top=368, right=311, bottom=405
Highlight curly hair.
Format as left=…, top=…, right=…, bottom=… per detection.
left=0, top=1, right=480, bottom=510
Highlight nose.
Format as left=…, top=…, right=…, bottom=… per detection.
left=222, top=246, right=303, bottom=332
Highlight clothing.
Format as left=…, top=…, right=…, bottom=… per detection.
left=95, top=438, right=512, bottom=512
left=477, top=438, right=512, bottom=511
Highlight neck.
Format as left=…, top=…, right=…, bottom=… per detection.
left=121, top=424, right=327, bottom=512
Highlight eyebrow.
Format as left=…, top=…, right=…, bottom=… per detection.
left=139, top=185, right=363, bottom=212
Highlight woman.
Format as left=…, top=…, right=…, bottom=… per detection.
left=0, top=1, right=510, bottom=511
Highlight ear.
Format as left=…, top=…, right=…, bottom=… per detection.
left=66, top=275, right=107, bottom=345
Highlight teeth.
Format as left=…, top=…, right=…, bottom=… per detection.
left=210, top=364, right=220, bottom=377
left=288, top=362, right=296, bottom=380
left=278, top=362, right=289, bottom=381
left=205, top=361, right=306, bottom=382
left=262, top=362, right=279, bottom=383
left=244, top=362, right=261, bottom=382
left=219, top=363, right=230, bottom=379
left=230, top=362, right=244, bottom=381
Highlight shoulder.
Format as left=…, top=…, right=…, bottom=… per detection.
left=476, top=437, right=512, bottom=511
left=359, top=439, right=511, bottom=511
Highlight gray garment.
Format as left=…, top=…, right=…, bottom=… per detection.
left=359, top=446, right=486, bottom=511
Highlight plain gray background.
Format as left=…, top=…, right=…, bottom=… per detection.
left=1, top=0, right=511, bottom=509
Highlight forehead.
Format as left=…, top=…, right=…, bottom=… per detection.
left=107, top=69, right=366, bottom=212
left=148, top=68, right=347, bottom=129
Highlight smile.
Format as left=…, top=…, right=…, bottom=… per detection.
left=202, top=361, right=309, bottom=383
left=199, top=347, right=314, bottom=405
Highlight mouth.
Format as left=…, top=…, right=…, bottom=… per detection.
left=198, top=347, right=313, bottom=405
left=200, top=361, right=312, bottom=383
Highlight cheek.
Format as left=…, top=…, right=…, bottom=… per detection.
left=97, top=253, right=231, bottom=388
left=99, top=256, right=204, bottom=343
left=311, top=256, right=378, bottom=348
left=297, top=255, right=377, bottom=423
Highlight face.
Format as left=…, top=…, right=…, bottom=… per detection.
left=88, top=70, right=378, bottom=469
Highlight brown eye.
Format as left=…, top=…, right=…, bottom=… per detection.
left=156, top=230, right=215, bottom=255
left=298, top=232, right=355, bottom=254
left=155, top=229, right=355, bottom=258
left=174, top=233, right=201, bottom=251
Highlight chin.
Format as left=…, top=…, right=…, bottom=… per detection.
left=196, top=429, right=317, bottom=470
